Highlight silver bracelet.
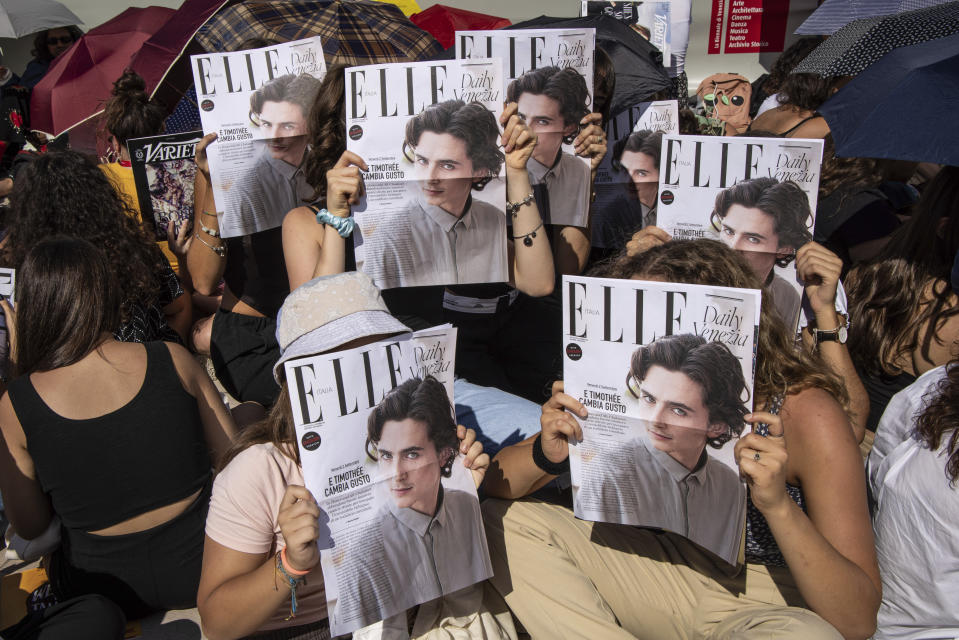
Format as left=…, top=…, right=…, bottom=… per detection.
left=506, top=192, right=534, bottom=217
left=509, top=221, right=544, bottom=247
left=199, top=222, right=220, bottom=238
left=194, top=232, right=226, bottom=257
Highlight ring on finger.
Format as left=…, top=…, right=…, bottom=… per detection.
left=753, top=452, right=760, bottom=462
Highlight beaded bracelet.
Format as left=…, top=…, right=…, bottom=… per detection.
left=506, top=192, right=534, bottom=217
left=199, top=222, right=220, bottom=238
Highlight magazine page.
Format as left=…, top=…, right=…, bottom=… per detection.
left=592, top=100, right=679, bottom=249
left=286, top=326, right=493, bottom=636
left=190, top=37, right=327, bottom=238
left=0, top=268, right=13, bottom=381
left=656, top=135, right=824, bottom=330
left=563, top=275, right=761, bottom=566
left=456, top=28, right=595, bottom=227
left=580, top=1, right=671, bottom=62
left=127, top=131, right=202, bottom=242
left=345, top=59, right=507, bottom=289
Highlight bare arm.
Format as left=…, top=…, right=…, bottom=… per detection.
left=187, top=134, right=228, bottom=296
left=502, top=103, right=554, bottom=297
left=483, top=381, right=584, bottom=499
left=796, top=243, right=869, bottom=442
left=736, top=392, right=881, bottom=640
left=163, top=291, right=193, bottom=346
left=282, top=152, right=368, bottom=290
left=0, top=395, right=54, bottom=539
left=167, top=343, right=236, bottom=464
left=198, top=485, right=322, bottom=640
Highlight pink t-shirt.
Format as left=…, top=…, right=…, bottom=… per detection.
left=207, top=443, right=328, bottom=631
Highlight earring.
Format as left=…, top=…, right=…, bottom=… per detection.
left=441, top=449, right=455, bottom=475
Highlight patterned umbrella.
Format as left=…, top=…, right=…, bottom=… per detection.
left=796, top=0, right=953, bottom=36
left=792, top=0, right=959, bottom=76
left=195, top=0, right=443, bottom=64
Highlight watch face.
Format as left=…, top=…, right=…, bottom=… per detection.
left=838, top=325, right=848, bottom=344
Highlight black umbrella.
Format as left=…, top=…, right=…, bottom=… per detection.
left=792, top=0, right=959, bottom=76
left=505, top=15, right=672, bottom=117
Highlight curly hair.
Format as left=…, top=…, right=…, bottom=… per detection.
left=365, top=376, right=459, bottom=477
left=847, top=166, right=959, bottom=377
left=506, top=66, right=590, bottom=141
left=599, top=239, right=850, bottom=415
left=303, top=64, right=348, bottom=203
left=13, top=236, right=120, bottom=376
left=915, top=363, right=959, bottom=485
left=31, top=26, right=82, bottom=63
left=627, top=334, right=748, bottom=448
left=402, top=99, right=504, bottom=191
left=710, top=177, right=813, bottom=267
left=5, top=151, right=168, bottom=324
left=101, top=70, right=166, bottom=148
left=249, top=73, right=323, bottom=128
left=818, top=134, right=882, bottom=200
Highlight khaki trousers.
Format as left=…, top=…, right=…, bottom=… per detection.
left=482, top=499, right=842, bottom=640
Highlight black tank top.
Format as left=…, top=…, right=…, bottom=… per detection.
left=7, top=342, right=212, bottom=531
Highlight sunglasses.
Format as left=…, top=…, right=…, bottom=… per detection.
left=48, top=36, right=74, bottom=45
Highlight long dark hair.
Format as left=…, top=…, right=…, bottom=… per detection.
left=5, top=151, right=168, bottom=322
left=102, top=70, right=166, bottom=148
left=915, top=363, right=959, bottom=485
left=847, top=166, right=959, bottom=377
left=13, top=236, right=119, bottom=376
left=302, top=64, right=348, bottom=203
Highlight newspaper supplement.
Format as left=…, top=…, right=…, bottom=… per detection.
left=580, top=1, right=671, bottom=62
left=345, top=59, right=508, bottom=289
left=456, top=28, right=595, bottom=227
left=285, top=327, right=493, bottom=636
left=127, top=131, right=202, bottom=242
left=563, top=275, right=761, bottom=566
left=656, top=134, right=824, bottom=330
left=592, top=101, right=679, bottom=249
left=190, top=37, right=326, bottom=238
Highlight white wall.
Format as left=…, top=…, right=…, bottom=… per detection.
left=2, top=0, right=816, bottom=93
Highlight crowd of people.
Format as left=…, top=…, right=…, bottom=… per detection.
left=0, top=16, right=955, bottom=640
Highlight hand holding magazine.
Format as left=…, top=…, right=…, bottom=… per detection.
left=191, top=38, right=327, bottom=238
left=456, top=28, right=596, bottom=227
left=286, top=326, right=492, bottom=636
left=563, top=275, right=761, bottom=565
left=656, top=135, right=824, bottom=330
left=127, top=131, right=202, bottom=242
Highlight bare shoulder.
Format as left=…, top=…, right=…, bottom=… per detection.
left=283, top=206, right=320, bottom=234
left=780, top=386, right=860, bottom=480
left=163, top=341, right=205, bottom=390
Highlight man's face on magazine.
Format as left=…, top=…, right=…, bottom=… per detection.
left=257, top=100, right=308, bottom=166
left=413, top=131, right=478, bottom=217
left=631, top=365, right=722, bottom=471
left=718, top=204, right=782, bottom=280
left=375, top=418, right=444, bottom=515
left=619, top=150, right=659, bottom=203
left=517, top=92, right=572, bottom=167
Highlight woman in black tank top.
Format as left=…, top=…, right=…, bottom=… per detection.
left=0, top=237, right=236, bottom=620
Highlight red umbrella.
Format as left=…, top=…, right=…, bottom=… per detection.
left=410, top=4, right=511, bottom=50
left=128, top=0, right=231, bottom=118
left=30, top=6, right=176, bottom=137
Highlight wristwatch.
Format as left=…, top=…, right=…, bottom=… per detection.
left=812, top=323, right=848, bottom=348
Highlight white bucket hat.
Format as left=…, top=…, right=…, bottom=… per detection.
left=273, top=272, right=410, bottom=382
